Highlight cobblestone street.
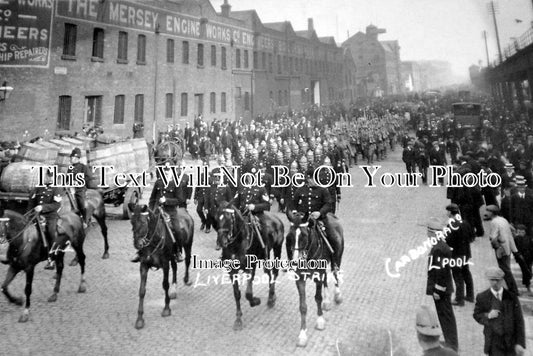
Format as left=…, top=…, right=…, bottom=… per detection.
left=2, top=148, right=532, bottom=355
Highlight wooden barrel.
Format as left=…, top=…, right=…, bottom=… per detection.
left=120, top=141, right=136, bottom=173
left=0, top=162, right=48, bottom=193
left=15, top=142, right=59, bottom=165
left=131, top=139, right=150, bottom=172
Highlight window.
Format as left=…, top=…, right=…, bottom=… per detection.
left=85, top=96, right=103, bottom=126
left=253, top=51, right=258, bottom=69
left=262, top=52, right=266, bottom=69
left=113, top=95, right=125, bottom=124
left=278, top=90, right=282, bottom=106
left=268, top=53, right=273, bottom=72
left=289, top=57, right=293, bottom=73
left=57, top=96, right=72, bottom=130
left=181, top=93, right=188, bottom=116
left=243, top=50, right=249, bottom=68
left=117, top=31, right=128, bottom=62
left=277, top=55, right=281, bottom=74
left=92, top=28, right=104, bottom=59
left=197, top=43, right=204, bottom=66
left=221, top=92, right=226, bottom=112
left=235, top=48, right=241, bottom=68
left=210, top=92, right=216, bottom=113
left=182, top=41, right=189, bottom=64
left=167, top=39, right=174, bottom=63
left=269, top=91, right=273, bottom=102
left=134, top=94, right=144, bottom=123
left=211, top=45, right=216, bottom=66
left=165, top=93, right=173, bottom=119
left=137, top=34, right=146, bottom=63
left=194, top=94, right=204, bottom=116
left=62, top=23, right=77, bottom=57
left=221, top=46, right=227, bottom=69
left=244, top=92, right=250, bottom=111
left=284, top=90, right=288, bottom=106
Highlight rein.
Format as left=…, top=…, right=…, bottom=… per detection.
left=219, top=208, right=251, bottom=250
left=135, top=208, right=167, bottom=260
left=291, top=220, right=323, bottom=262
left=2, top=210, right=40, bottom=244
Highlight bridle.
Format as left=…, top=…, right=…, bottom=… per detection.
left=133, top=209, right=165, bottom=257
left=291, top=221, right=310, bottom=261
left=218, top=208, right=244, bottom=248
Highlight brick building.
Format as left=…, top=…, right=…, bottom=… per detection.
left=342, top=24, right=402, bottom=97
left=0, top=0, right=348, bottom=142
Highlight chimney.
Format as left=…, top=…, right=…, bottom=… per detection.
left=221, top=0, right=231, bottom=17
left=308, top=18, right=314, bottom=32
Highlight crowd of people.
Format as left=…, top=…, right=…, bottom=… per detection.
left=395, top=92, right=530, bottom=355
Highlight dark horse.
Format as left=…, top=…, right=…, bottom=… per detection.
left=0, top=208, right=86, bottom=322
left=128, top=204, right=194, bottom=329
left=216, top=202, right=284, bottom=330
left=285, top=211, right=344, bottom=347
left=62, top=188, right=109, bottom=260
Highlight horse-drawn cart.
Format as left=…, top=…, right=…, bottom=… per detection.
left=0, top=137, right=150, bottom=220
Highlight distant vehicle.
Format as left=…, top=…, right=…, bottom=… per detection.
left=452, top=102, right=482, bottom=129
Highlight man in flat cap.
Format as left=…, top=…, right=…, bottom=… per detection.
left=445, top=204, right=474, bottom=306
left=416, top=305, right=459, bottom=355
left=473, top=267, right=525, bottom=356
left=485, top=205, right=519, bottom=296
left=425, top=217, right=458, bottom=352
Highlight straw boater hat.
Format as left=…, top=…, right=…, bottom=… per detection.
left=485, top=266, right=505, bottom=280
left=415, top=305, right=442, bottom=336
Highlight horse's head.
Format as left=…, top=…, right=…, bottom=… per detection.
left=286, top=210, right=310, bottom=262
left=128, top=203, right=153, bottom=250
left=216, top=202, right=240, bottom=249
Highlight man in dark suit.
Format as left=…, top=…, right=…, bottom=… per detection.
left=473, top=267, right=525, bottom=356
left=445, top=204, right=475, bottom=306
left=402, top=140, right=417, bottom=185
left=429, top=141, right=447, bottom=166
left=426, top=217, right=458, bottom=352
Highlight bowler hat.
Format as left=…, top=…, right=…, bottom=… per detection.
left=445, top=204, right=460, bottom=214
left=485, top=266, right=505, bottom=280
left=426, top=217, right=442, bottom=231
left=415, top=305, right=442, bottom=336
left=516, top=224, right=527, bottom=231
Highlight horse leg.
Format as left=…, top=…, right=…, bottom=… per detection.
left=183, top=243, right=192, bottom=286
left=315, top=279, right=326, bottom=331
left=232, top=274, right=243, bottom=331
left=48, top=252, right=64, bottom=302
left=19, top=266, right=36, bottom=323
left=267, top=245, right=282, bottom=308
left=1, top=265, right=23, bottom=306
left=135, top=264, right=148, bottom=329
left=333, top=268, right=343, bottom=304
left=322, top=272, right=332, bottom=311
left=161, top=263, right=171, bottom=317
left=296, top=278, right=308, bottom=347
left=245, top=265, right=261, bottom=307
left=169, top=259, right=178, bottom=300
left=96, top=214, right=109, bottom=259
left=75, top=243, right=87, bottom=293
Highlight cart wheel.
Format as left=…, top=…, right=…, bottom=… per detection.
left=123, top=188, right=140, bottom=220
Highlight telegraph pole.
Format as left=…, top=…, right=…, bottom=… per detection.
left=488, top=1, right=503, bottom=63
left=482, top=30, right=490, bottom=66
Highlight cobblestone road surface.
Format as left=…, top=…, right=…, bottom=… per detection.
left=2, top=147, right=533, bottom=356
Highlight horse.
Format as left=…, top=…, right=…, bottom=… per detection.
left=285, top=211, right=344, bottom=347
left=0, top=208, right=87, bottom=322
left=127, top=203, right=194, bottom=329
left=216, top=201, right=284, bottom=330
left=61, top=188, right=109, bottom=260
left=153, top=141, right=183, bottom=165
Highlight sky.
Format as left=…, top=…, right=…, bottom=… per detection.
left=211, top=0, right=533, bottom=80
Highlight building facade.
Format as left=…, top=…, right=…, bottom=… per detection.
left=342, top=25, right=402, bottom=98
left=0, top=0, right=347, bottom=142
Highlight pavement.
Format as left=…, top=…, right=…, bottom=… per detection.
left=1, top=147, right=532, bottom=355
